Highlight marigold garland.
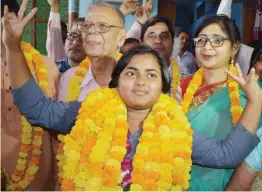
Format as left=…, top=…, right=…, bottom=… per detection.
left=181, top=65, right=243, bottom=125
left=58, top=88, right=193, bottom=191
left=171, top=59, right=181, bottom=98
left=4, top=42, right=48, bottom=190
left=65, top=52, right=123, bottom=102
left=57, top=52, right=124, bottom=185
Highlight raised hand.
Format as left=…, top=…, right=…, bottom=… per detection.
left=225, top=63, right=262, bottom=104
left=119, top=0, right=139, bottom=16
left=136, top=0, right=153, bottom=25
left=2, top=0, right=38, bottom=51
left=47, top=0, right=60, bottom=13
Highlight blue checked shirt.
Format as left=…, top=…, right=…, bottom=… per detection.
left=55, top=58, right=71, bottom=76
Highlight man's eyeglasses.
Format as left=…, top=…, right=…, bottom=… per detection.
left=78, top=21, right=122, bottom=33
left=66, top=32, right=82, bottom=42
left=193, top=36, right=229, bottom=47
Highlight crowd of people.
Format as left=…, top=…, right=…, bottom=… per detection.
left=1, top=0, right=262, bottom=191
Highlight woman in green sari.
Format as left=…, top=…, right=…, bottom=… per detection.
left=180, top=15, right=262, bottom=190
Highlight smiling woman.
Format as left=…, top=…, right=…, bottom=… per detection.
left=180, top=15, right=262, bottom=191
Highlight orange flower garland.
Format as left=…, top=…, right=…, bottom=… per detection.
left=171, top=59, right=182, bottom=98
left=65, top=52, right=123, bottom=102
left=58, top=88, right=193, bottom=191
left=66, top=57, right=91, bottom=102
left=228, top=64, right=243, bottom=125
left=181, top=65, right=243, bottom=125
left=57, top=52, right=123, bottom=185
left=4, top=42, right=48, bottom=190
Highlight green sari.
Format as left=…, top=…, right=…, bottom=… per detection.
left=187, top=83, right=262, bottom=191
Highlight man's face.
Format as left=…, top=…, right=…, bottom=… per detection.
left=143, top=22, right=173, bottom=62
left=64, top=23, right=86, bottom=63
left=178, top=32, right=190, bottom=50
left=81, top=6, right=125, bottom=58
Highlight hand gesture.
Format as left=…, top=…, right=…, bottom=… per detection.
left=225, top=64, right=262, bottom=104
left=119, top=0, right=139, bottom=16
left=2, top=0, right=37, bottom=51
left=136, top=0, right=153, bottom=25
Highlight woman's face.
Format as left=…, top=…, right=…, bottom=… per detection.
left=118, top=53, right=163, bottom=110
left=195, top=24, right=237, bottom=70
left=254, top=61, right=262, bottom=81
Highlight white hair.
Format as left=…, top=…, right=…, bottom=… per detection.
left=87, top=0, right=125, bottom=27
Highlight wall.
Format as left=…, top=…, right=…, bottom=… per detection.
left=186, top=2, right=243, bottom=37
left=79, top=0, right=158, bottom=31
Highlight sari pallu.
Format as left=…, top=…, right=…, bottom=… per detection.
left=185, top=83, right=262, bottom=191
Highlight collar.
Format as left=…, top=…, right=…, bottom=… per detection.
left=80, top=66, right=96, bottom=88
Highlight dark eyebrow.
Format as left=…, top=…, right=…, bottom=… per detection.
left=146, top=69, right=161, bottom=75
left=125, top=66, right=138, bottom=71
left=160, top=31, right=170, bottom=36
left=147, top=32, right=156, bottom=36
left=125, top=66, right=161, bottom=75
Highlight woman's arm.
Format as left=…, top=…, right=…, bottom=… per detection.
left=192, top=122, right=260, bottom=168
left=225, top=128, right=262, bottom=190
left=225, top=162, right=256, bottom=191
left=12, top=78, right=81, bottom=133
left=192, top=67, right=262, bottom=168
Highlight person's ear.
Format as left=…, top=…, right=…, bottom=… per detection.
left=117, top=29, right=126, bottom=48
left=231, top=42, right=240, bottom=58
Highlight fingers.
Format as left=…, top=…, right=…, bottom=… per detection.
left=18, top=0, right=28, bottom=20
left=235, top=63, right=243, bottom=78
left=247, top=68, right=259, bottom=82
left=225, top=68, right=245, bottom=87
left=22, top=7, right=38, bottom=27
left=2, top=16, right=13, bottom=35
left=4, top=5, right=9, bottom=15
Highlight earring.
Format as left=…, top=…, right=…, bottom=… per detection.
left=230, top=57, right=234, bottom=66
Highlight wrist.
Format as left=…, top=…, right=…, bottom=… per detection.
left=246, top=99, right=262, bottom=111
left=136, top=20, right=144, bottom=25
left=119, top=8, right=128, bottom=16
left=51, top=4, right=60, bottom=13
left=5, top=44, right=22, bottom=53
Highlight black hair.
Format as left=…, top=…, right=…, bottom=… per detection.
left=177, top=30, right=191, bottom=38
left=119, top=38, right=140, bottom=53
left=1, top=0, right=20, bottom=18
left=195, top=15, right=241, bottom=46
left=123, top=38, right=140, bottom=45
left=248, top=47, right=262, bottom=73
left=109, top=45, right=171, bottom=93
left=195, top=15, right=241, bottom=60
left=141, top=16, right=174, bottom=42
left=70, top=17, right=85, bottom=29
left=61, top=21, right=68, bottom=44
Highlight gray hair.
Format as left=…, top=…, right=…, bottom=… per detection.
left=87, top=0, right=125, bottom=27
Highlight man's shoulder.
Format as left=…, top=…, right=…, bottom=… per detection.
left=61, top=66, right=79, bottom=79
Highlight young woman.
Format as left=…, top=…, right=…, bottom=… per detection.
left=180, top=15, right=262, bottom=190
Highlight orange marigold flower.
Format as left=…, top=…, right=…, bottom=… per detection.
left=144, top=171, right=159, bottom=181
left=61, top=179, right=75, bottom=191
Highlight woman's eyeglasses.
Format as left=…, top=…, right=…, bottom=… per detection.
left=193, top=36, right=229, bottom=47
